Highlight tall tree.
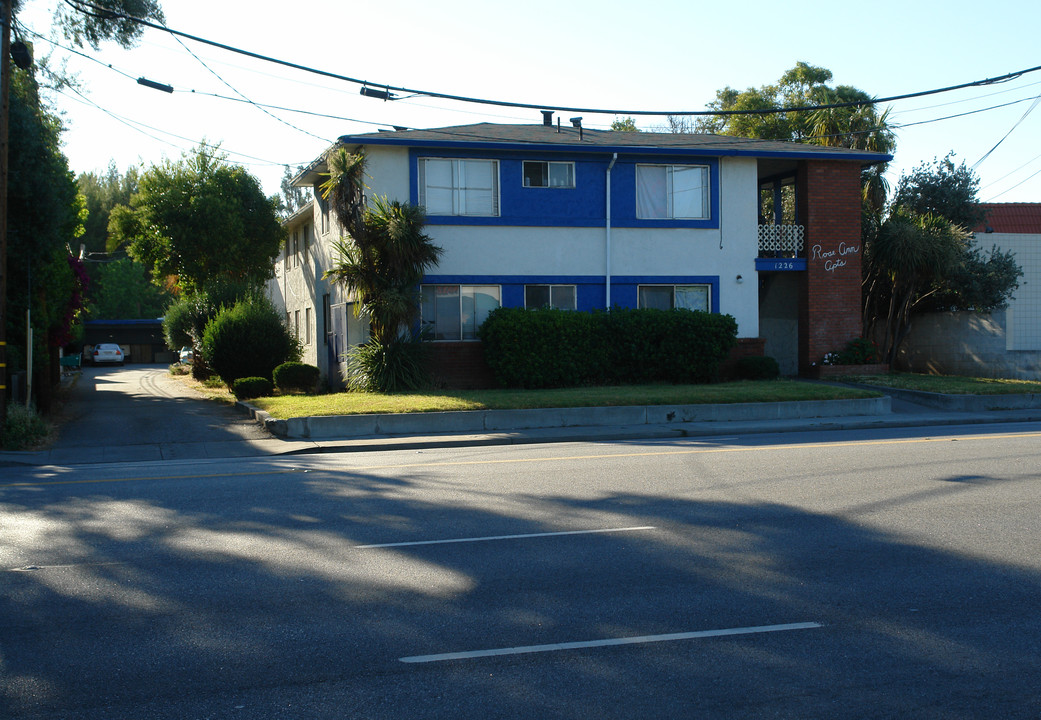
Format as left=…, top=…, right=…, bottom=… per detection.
left=275, top=164, right=311, bottom=218
left=6, top=63, right=85, bottom=410
left=890, top=153, right=987, bottom=231
left=691, top=62, right=896, bottom=156
left=108, top=147, right=285, bottom=294
left=53, top=0, right=164, bottom=50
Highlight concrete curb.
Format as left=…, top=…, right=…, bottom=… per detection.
left=845, top=386, right=1041, bottom=412
left=238, top=396, right=892, bottom=440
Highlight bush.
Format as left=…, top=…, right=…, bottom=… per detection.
left=478, top=307, right=738, bottom=388
left=232, top=376, right=273, bottom=400
left=273, top=361, right=320, bottom=393
left=837, top=338, right=882, bottom=365
left=344, top=340, right=429, bottom=392
left=200, top=298, right=300, bottom=386
left=733, top=355, right=780, bottom=380
left=2, top=403, right=51, bottom=450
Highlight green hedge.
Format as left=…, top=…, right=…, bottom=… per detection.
left=478, top=307, right=738, bottom=388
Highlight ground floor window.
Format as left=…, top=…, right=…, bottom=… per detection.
left=524, top=284, right=576, bottom=310
left=421, top=285, right=501, bottom=340
left=638, top=284, right=711, bottom=312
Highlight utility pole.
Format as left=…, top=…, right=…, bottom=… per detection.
left=1, top=0, right=12, bottom=435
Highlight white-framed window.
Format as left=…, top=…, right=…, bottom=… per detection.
left=421, top=285, right=501, bottom=341
left=524, top=284, right=576, bottom=310
left=636, top=164, right=710, bottom=219
left=305, top=307, right=312, bottom=345
left=419, top=158, right=499, bottom=216
left=294, top=309, right=301, bottom=338
left=638, top=285, right=711, bottom=312
left=523, top=161, right=575, bottom=188
left=303, top=224, right=311, bottom=265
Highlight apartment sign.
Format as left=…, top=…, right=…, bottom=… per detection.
left=811, top=242, right=860, bottom=273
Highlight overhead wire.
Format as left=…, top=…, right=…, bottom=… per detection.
left=61, top=0, right=1041, bottom=119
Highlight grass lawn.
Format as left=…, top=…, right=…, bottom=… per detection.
left=844, top=373, right=1041, bottom=395
left=244, top=380, right=881, bottom=419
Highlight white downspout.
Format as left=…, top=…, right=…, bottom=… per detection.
left=605, top=153, right=618, bottom=309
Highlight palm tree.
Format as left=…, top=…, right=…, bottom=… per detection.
left=320, top=148, right=443, bottom=390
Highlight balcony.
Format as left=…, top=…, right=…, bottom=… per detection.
left=756, top=224, right=806, bottom=271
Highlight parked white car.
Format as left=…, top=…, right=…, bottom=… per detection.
left=92, top=343, right=125, bottom=366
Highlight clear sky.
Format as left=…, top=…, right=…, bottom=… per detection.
left=14, top=0, right=1041, bottom=205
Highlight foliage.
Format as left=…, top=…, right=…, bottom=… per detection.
left=78, top=163, right=139, bottom=254
left=691, top=62, right=896, bottom=156
left=610, top=117, right=640, bottom=132
left=343, top=340, right=430, bottom=393
left=53, top=0, right=165, bottom=50
left=863, top=155, right=1022, bottom=364
left=928, top=241, right=1022, bottom=312
left=1, top=403, right=51, bottom=451
left=87, top=257, right=172, bottom=319
left=273, top=362, right=321, bottom=394
left=200, top=298, right=300, bottom=386
left=890, top=153, right=986, bottom=230
left=5, top=61, right=85, bottom=410
left=161, top=280, right=253, bottom=350
left=732, top=356, right=780, bottom=380
left=831, top=338, right=882, bottom=365
left=274, top=165, right=311, bottom=218
left=232, top=377, right=273, bottom=401
left=862, top=209, right=970, bottom=363
left=478, top=307, right=738, bottom=389
left=108, top=146, right=285, bottom=294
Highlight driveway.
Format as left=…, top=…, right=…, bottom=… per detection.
left=46, top=364, right=273, bottom=464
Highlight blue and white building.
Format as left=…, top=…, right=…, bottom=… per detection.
left=271, top=116, right=890, bottom=388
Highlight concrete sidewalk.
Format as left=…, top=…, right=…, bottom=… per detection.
left=4, top=388, right=1041, bottom=467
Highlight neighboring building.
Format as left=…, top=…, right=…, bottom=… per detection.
left=899, top=202, right=1041, bottom=379
left=273, top=117, right=890, bottom=387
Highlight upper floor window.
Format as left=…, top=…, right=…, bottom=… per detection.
left=525, top=284, right=576, bottom=310
left=638, top=284, right=710, bottom=312
left=636, top=164, right=710, bottom=220
left=523, top=161, right=575, bottom=189
left=419, top=158, right=499, bottom=216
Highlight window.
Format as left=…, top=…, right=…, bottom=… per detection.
left=419, top=158, right=499, bottom=216
left=421, top=285, right=500, bottom=340
left=294, top=310, right=300, bottom=338
left=305, top=307, right=312, bottom=345
left=638, top=285, right=711, bottom=312
left=322, top=294, right=330, bottom=346
left=523, top=161, right=575, bottom=188
left=525, top=284, right=576, bottom=310
left=636, top=164, right=710, bottom=219
left=303, top=224, right=311, bottom=265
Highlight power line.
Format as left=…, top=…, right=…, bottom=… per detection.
left=62, top=0, right=1041, bottom=118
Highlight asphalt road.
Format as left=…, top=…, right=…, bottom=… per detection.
left=43, top=364, right=271, bottom=462
left=3, top=421, right=1041, bottom=718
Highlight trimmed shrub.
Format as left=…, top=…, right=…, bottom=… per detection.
left=733, top=355, right=781, bottom=381
left=232, top=376, right=273, bottom=400
left=344, top=340, right=429, bottom=392
left=273, top=361, right=320, bottom=393
left=201, top=298, right=300, bottom=386
left=478, top=307, right=738, bottom=389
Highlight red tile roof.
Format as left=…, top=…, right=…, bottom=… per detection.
left=976, top=203, right=1041, bottom=234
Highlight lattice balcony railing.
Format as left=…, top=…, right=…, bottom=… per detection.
left=757, top=224, right=805, bottom=257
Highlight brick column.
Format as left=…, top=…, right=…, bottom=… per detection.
left=797, top=160, right=864, bottom=374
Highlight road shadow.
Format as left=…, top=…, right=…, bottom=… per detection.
left=1, top=454, right=1040, bottom=718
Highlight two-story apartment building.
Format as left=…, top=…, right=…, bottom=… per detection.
left=272, top=116, right=890, bottom=387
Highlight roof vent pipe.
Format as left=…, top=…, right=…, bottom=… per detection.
left=541, top=110, right=554, bottom=127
